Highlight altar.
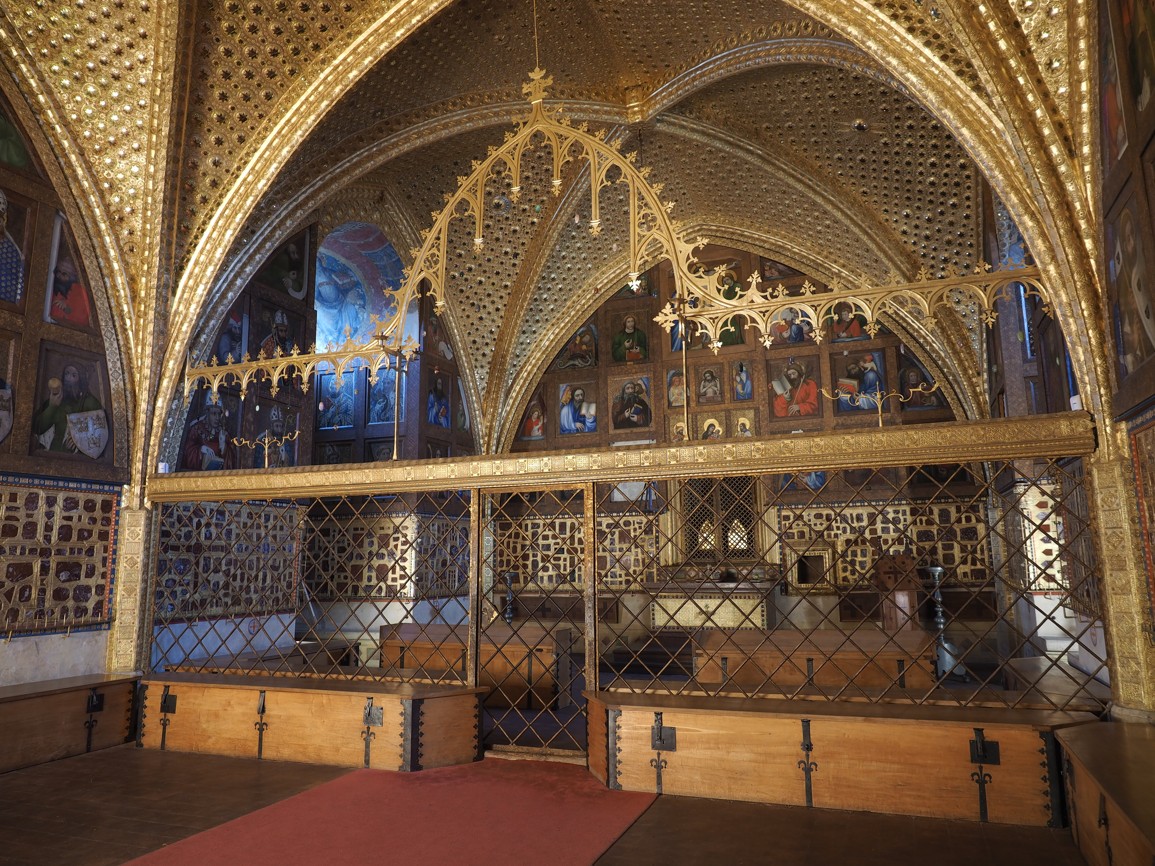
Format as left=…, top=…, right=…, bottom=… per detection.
left=649, top=581, right=777, bottom=631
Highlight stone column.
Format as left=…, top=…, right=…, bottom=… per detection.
left=1090, top=446, right=1155, bottom=717
left=106, top=505, right=154, bottom=673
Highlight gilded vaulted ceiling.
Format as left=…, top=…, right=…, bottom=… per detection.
left=0, top=0, right=1108, bottom=475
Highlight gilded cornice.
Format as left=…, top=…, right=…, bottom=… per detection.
left=783, top=0, right=1111, bottom=453
left=145, top=411, right=1095, bottom=502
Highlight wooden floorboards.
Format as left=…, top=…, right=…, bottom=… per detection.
left=0, top=746, right=1086, bottom=865
left=598, top=794, right=1086, bottom=866
left=0, top=746, right=348, bottom=866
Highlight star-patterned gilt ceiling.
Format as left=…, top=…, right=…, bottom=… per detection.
left=180, top=0, right=999, bottom=452
left=0, top=0, right=1103, bottom=476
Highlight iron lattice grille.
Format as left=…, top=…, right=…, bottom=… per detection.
left=593, top=459, right=1108, bottom=711
left=146, top=454, right=1110, bottom=739
left=478, top=488, right=587, bottom=753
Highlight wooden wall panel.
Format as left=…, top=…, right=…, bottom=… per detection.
left=586, top=695, right=607, bottom=785
left=0, top=676, right=135, bottom=773
left=260, top=690, right=403, bottom=770
left=813, top=720, right=1048, bottom=824
left=416, top=693, right=479, bottom=770
left=616, top=708, right=805, bottom=805
left=596, top=694, right=1095, bottom=825
left=1060, top=724, right=1155, bottom=866
left=140, top=677, right=482, bottom=772
left=144, top=683, right=261, bottom=757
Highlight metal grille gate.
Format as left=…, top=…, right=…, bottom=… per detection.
left=147, top=449, right=1110, bottom=762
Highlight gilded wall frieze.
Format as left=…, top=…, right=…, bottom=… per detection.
left=146, top=410, right=1095, bottom=502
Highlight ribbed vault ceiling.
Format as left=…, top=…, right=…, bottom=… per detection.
left=207, top=0, right=989, bottom=446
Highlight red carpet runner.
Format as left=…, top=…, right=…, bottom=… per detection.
left=125, top=758, right=655, bottom=866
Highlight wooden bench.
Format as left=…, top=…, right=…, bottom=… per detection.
left=0, top=674, right=138, bottom=773
left=140, top=673, right=485, bottom=771
left=1004, top=656, right=1111, bottom=711
left=1057, top=722, right=1155, bottom=866
left=379, top=622, right=574, bottom=710
left=694, top=627, right=938, bottom=690
left=588, top=689, right=1097, bottom=825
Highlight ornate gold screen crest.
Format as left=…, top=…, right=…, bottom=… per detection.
left=184, top=68, right=1048, bottom=402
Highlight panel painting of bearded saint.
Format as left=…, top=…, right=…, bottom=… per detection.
left=31, top=343, right=112, bottom=461
left=43, top=214, right=95, bottom=331
left=559, top=383, right=596, bottom=435
left=610, top=312, right=648, bottom=363
left=610, top=375, right=653, bottom=431
left=252, top=298, right=304, bottom=360
left=0, top=328, right=16, bottom=446
left=768, top=356, right=822, bottom=421
left=0, top=187, right=30, bottom=310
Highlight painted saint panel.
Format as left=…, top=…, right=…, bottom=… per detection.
left=768, top=356, right=822, bottom=420
left=253, top=231, right=309, bottom=302
left=518, top=392, right=546, bottom=441
left=559, top=383, right=596, bottom=434
left=0, top=187, right=30, bottom=308
left=552, top=322, right=597, bottom=370
left=833, top=350, right=886, bottom=414
left=1106, top=191, right=1155, bottom=381
left=367, top=367, right=405, bottom=425
left=43, top=214, right=95, bottom=331
left=317, top=372, right=356, bottom=430
left=179, top=389, right=240, bottom=471
left=0, top=328, right=16, bottom=447
left=610, top=312, right=649, bottom=362
left=30, top=343, right=112, bottom=462
left=666, top=368, right=686, bottom=408
left=731, top=360, right=753, bottom=401
left=426, top=375, right=452, bottom=429
left=609, top=375, right=653, bottom=430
